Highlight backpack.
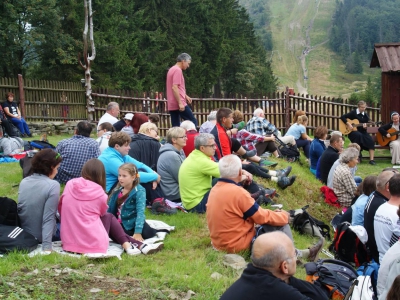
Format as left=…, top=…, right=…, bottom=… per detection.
left=290, top=205, right=331, bottom=240
left=29, top=140, right=56, bottom=150
left=328, top=222, right=369, bottom=267
left=0, top=225, right=39, bottom=254
left=305, top=259, right=359, bottom=300
left=0, top=197, right=20, bottom=226
left=356, top=261, right=379, bottom=296
left=344, top=276, right=375, bottom=300
left=274, top=135, right=301, bottom=162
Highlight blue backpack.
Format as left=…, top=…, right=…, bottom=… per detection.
left=357, top=260, right=380, bottom=296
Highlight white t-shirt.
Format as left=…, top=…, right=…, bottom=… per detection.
left=98, top=112, right=118, bottom=128
left=96, top=132, right=112, bottom=154
left=374, top=202, right=400, bottom=263
left=377, top=241, right=400, bottom=298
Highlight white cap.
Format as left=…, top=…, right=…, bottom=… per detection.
left=124, top=113, right=134, bottom=120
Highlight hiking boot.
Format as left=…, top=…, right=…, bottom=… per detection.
left=259, top=159, right=278, bottom=168
left=255, top=195, right=275, bottom=206
left=369, top=160, right=376, bottom=165
left=125, top=245, right=142, bottom=256
left=140, top=242, right=164, bottom=255
left=242, top=149, right=257, bottom=159
left=277, top=176, right=296, bottom=189
left=151, top=198, right=177, bottom=215
left=307, top=238, right=325, bottom=262
left=22, top=133, right=28, bottom=138
left=275, top=166, right=292, bottom=177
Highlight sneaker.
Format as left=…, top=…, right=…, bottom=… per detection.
left=156, top=232, right=168, bottom=239
left=259, top=159, right=278, bottom=168
left=275, top=166, right=292, bottom=177
left=125, top=246, right=142, bottom=256
left=264, top=188, right=277, bottom=198
left=369, top=160, right=376, bottom=165
left=277, top=176, right=296, bottom=189
left=151, top=198, right=178, bottom=215
left=242, top=149, right=257, bottom=159
left=307, top=238, right=325, bottom=262
left=255, top=195, right=275, bottom=206
left=140, top=242, right=164, bottom=255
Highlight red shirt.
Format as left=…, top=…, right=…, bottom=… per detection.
left=183, top=130, right=199, bottom=157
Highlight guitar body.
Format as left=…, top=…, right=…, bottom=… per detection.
left=339, top=119, right=360, bottom=135
left=376, top=128, right=400, bottom=146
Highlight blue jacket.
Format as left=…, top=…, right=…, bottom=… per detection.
left=108, top=185, right=146, bottom=233
left=310, top=139, right=326, bottom=170
left=98, top=147, right=158, bottom=192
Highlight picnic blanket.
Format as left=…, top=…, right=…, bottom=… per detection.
left=28, top=220, right=175, bottom=260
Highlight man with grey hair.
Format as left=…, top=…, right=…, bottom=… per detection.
left=207, top=154, right=324, bottom=259
left=178, top=133, right=221, bottom=213
left=181, top=120, right=199, bottom=157
left=247, top=108, right=296, bottom=146
left=364, top=169, right=398, bottom=263
left=199, top=110, right=217, bottom=133
left=220, top=232, right=329, bottom=300
left=166, top=53, right=198, bottom=127
left=98, top=102, right=120, bottom=128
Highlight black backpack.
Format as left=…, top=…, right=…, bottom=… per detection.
left=0, top=225, right=39, bottom=254
left=290, top=205, right=331, bottom=240
left=274, top=135, right=301, bottom=162
left=306, top=259, right=358, bottom=300
left=0, top=197, right=20, bottom=226
left=329, top=222, right=369, bottom=267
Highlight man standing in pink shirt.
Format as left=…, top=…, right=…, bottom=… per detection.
left=166, top=53, right=198, bottom=127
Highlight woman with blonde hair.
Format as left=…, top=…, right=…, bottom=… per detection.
left=285, top=115, right=312, bottom=159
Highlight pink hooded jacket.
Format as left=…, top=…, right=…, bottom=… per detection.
left=59, top=177, right=109, bottom=253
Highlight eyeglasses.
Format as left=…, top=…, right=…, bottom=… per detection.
left=177, top=135, right=188, bottom=139
left=202, top=144, right=217, bottom=148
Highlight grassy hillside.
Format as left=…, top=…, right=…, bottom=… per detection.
left=241, top=0, right=381, bottom=99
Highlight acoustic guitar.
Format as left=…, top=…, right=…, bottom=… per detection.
left=376, top=128, right=400, bottom=146
left=338, top=119, right=380, bottom=135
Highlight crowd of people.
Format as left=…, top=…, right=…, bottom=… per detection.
left=5, top=53, right=400, bottom=299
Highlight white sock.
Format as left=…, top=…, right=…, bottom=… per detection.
left=269, top=170, right=277, bottom=176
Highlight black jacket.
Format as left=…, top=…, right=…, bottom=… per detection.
left=128, top=134, right=160, bottom=171
left=220, top=263, right=329, bottom=300
left=319, top=146, right=339, bottom=185
left=113, top=119, right=126, bottom=132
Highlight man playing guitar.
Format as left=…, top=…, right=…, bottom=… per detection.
left=340, top=101, right=376, bottom=165
left=378, top=111, right=400, bottom=165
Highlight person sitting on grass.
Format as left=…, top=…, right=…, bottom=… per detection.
left=332, top=147, right=359, bottom=208
left=199, top=110, right=217, bottom=133
left=96, top=122, right=114, bottom=153
left=220, top=232, right=329, bottom=300
left=157, top=127, right=187, bottom=203
left=206, top=154, right=324, bottom=260
left=285, top=115, right=312, bottom=161
left=309, top=126, right=328, bottom=175
left=180, top=120, right=198, bottom=157
left=18, top=148, right=62, bottom=253
left=232, top=110, right=280, bottom=158
left=211, top=107, right=296, bottom=190
left=112, top=113, right=133, bottom=132
left=351, top=175, right=377, bottom=226
left=108, top=163, right=168, bottom=240
left=59, top=159, right=163, bottom=256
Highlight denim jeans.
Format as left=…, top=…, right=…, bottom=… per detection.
left=169, top=106, right=198, bottom=127
left=10, top=117, right=31, bottom=135
left=189, top=191, right=210, bottom=214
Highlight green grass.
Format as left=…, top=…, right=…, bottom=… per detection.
left=0, top=133, right=394, bottom=299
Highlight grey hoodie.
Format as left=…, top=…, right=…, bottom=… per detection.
left=157, top=143, right=186, bottom=201
left=0, top=136, right=24, bottom=155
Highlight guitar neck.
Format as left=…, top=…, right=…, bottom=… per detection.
left=354, top=122, right=374, bottom=127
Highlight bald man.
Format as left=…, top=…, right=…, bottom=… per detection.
left=364, top=169, right=398, bottom=263
left=220, top=232, right=329, bottom=300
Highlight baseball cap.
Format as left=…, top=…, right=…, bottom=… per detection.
left=124, top=113, right=134, bottom=120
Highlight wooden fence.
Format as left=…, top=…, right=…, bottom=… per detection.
left=0, top=76, right=86, bottom=122
left=0, top=76, right=382, bottom=137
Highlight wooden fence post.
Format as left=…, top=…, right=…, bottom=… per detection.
left=285, top=86, right=290, bottom=130
left=18, top=74, right=26, bottom=119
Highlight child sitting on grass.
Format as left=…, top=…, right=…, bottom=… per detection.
left=59, top=159, right=163, bottom=255
left=108, top=163, right=167, bottom=241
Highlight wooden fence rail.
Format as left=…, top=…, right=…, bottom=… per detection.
left=0, top=76, right=381, bottom=138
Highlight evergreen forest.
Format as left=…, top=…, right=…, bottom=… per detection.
left=0, top=0, right=277, bottom=95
